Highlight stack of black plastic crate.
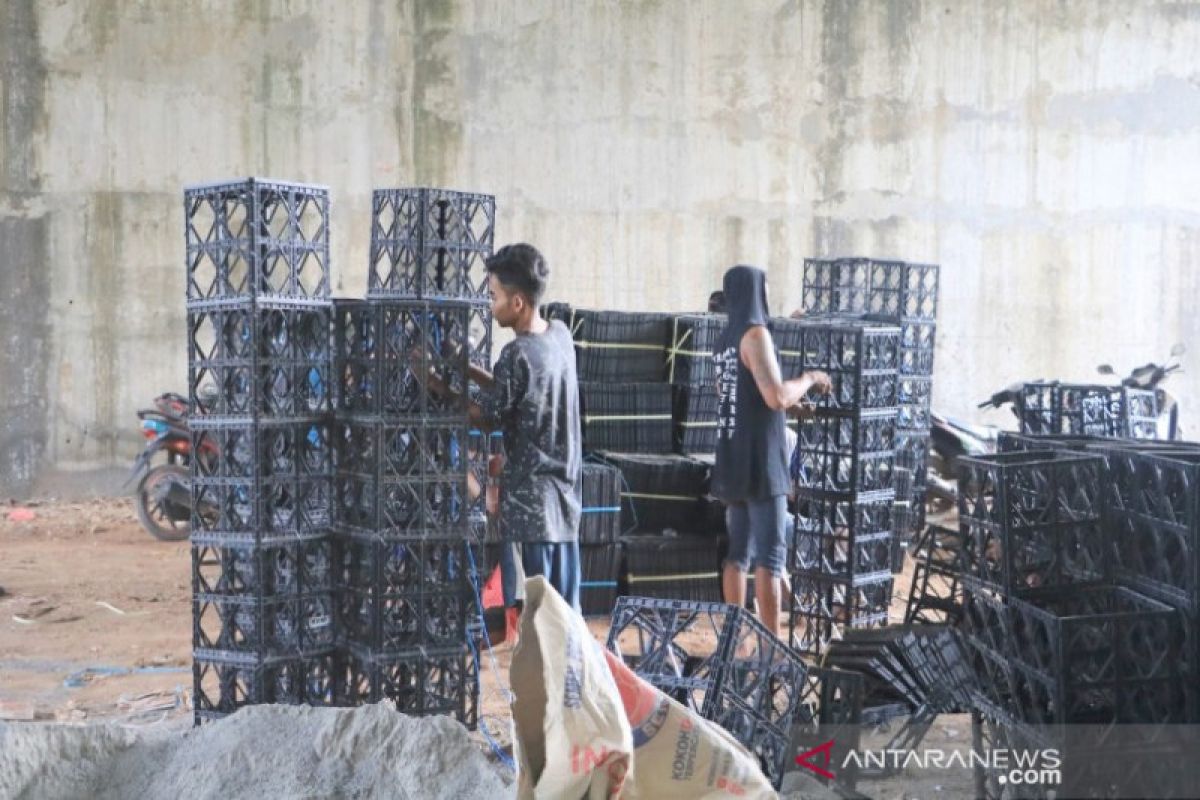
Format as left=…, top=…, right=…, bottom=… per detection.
left=1015, top=381, right=1159, bottom=438
left=788, top=318, right=901, bottom=656
left=579, top=462, right=623, bottom=615
left=328, top=187, right=494, bottom=726
left=668, top=313, right=724, bottom=456
left=956, top=448, right=1187, bottom=799
left=802, top=259, right=939, bottom=557
left=566, top=308, right=675, bottom=453
left=186, top=179, right=338, bottom=722
left=606, top=596, right=810, bottom=789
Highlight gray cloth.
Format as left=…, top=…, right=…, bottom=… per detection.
left=478, top=319, right=582, bottom=544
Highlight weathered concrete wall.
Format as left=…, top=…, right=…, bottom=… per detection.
left=1, top=0, right=416, bottom=495
left=3, top=0, right=1200, bottom=496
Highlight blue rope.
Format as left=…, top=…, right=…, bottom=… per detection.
left=464, top=543, right=516, bottom=773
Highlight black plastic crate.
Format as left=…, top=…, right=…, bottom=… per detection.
left=193, top=652, right=340, bottom=724
left=958, top=450, right=1107, bottom=595
left=332, top=298, right=474, bottom=418
left=580, top=462, right=623, bottom=545
left=332, top=419, right=472, bottom=540
left=336, top=537, right=476, bottom=654
left=580, top=543, right=622, bottom=617
left=597, top=452, right=709, bottom=533
left=788, top=572, right=893, bottom=655
left=792, top=411, right=897, bottom=498
left=620, top=534, right=721, bottom=602
left=672, top=384, right=718, bottom=455
left=568, top=309, right=673, bottom=382
left=802, top=258, right=939, bottom=323
left=185, top=178, right=330, bottom=306
left=367, top=188, right=494, bottom=302
left=192, top=538, right=336, bottom=659
left=189, top=420, right=333, bottom=544
left=897, top=377, right=932, bottom=430
left=579, top=382, right=673, bottom=454
left=792, top=496, right=894, bottom=583
left=787, top=319, right=901, bottom=412
left=192, top=538, right=335, bottom=598
left=898, top=319, right=936, bottom=378
left=606, top=596, right=809, bottom=789
left=340, top=644, right=478, bottom=728
left=1105, top=449, right=1200, bottom=609
left=903, top=523, right=966, bottom=625
left=1015, top=382, right=1162, bottom=439
left=668, top=313, right=725, bottom=387
left=188, top=303, right=332, bottom=418
left=963, top=583, right=1181, bottom=726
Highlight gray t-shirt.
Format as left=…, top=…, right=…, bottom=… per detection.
left=479, top=320, right=582, bottom=544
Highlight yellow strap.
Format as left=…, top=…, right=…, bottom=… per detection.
left=575, top=341, right=665, bottom=351
left=583, top=414, right=672, bottom=422
left=622, top=492, right=698, bottom=502
left=628, top=572, right=719, bottom=583
left=667, top=326, right=695, bottom=383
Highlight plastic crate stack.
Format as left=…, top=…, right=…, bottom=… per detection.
left=956, top=449, right=1187, bottom=797
left=788, top=319, right=901, bottom=656
left=329, top=186, right=495, bottom=727
left=606, top=597, right=809, bottom=789
left=596, top=452, right=721, bottom=602
left=1015, top=381, right=1159, bottom=439
left=802, top=258, right=939, bottom=545
left=579, top=463, right=623, bottom=616
left=185, top=179, right=338, bottom=723
left=668, top=314, right=725, bottom=455
left=558, top=308, right=675, bottom=453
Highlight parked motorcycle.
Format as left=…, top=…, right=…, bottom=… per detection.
left=125, top=392, right=213, bottom=541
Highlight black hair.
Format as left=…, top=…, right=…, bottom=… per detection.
left=708, top=290, right=726, bottom=313
left=485, top=243, right=549, bottom=305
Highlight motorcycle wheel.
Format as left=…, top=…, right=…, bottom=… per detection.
left=136, top=464, right=191, bottom=542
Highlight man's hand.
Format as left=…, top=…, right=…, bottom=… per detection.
left=805, top=370, right=834, bottom=396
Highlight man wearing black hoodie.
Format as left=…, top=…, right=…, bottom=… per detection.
left=711, top=265, right=830, bottom=636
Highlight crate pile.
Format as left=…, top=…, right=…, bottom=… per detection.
left=186, top=179, right=338, bottom=722
left=953, top=447, right=1188, bottom=797
left=802, top=259, right=940, bottom=544
left=330, top=187, right=494, bottom=724
left=787, top=319, right=902, bottom=655
left=578, top=463, right=623, bottom=616
left=668, top=314, right=725, bottom=455
left=185, top=179, right=494, bottom=727
left=606, top=597, right=809, bottom=789
left=1015, top=382, right=1159, bottom=439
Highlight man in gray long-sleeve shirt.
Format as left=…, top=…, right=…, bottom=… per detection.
left=467, top=243, right=582, bottom=611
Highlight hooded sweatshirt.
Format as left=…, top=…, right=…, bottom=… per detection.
left=710, top=265, right=791, bottom=503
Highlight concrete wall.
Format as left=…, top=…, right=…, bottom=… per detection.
left=3, top=0, right=1200, bottom=496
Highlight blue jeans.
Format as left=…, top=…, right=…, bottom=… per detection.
left=724, top=495, right=788, bottom=576
left=504, top=541, right=581, bottom=612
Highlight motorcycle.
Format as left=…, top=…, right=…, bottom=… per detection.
left=125, top=392, right=214, bottom=541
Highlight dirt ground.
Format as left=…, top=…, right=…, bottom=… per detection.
left=0, top=497, right=971, bottom=798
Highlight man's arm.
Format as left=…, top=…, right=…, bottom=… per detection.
left=469, top=363, right=494, bottom=390
left=739, top=326, right=832, bottom=411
